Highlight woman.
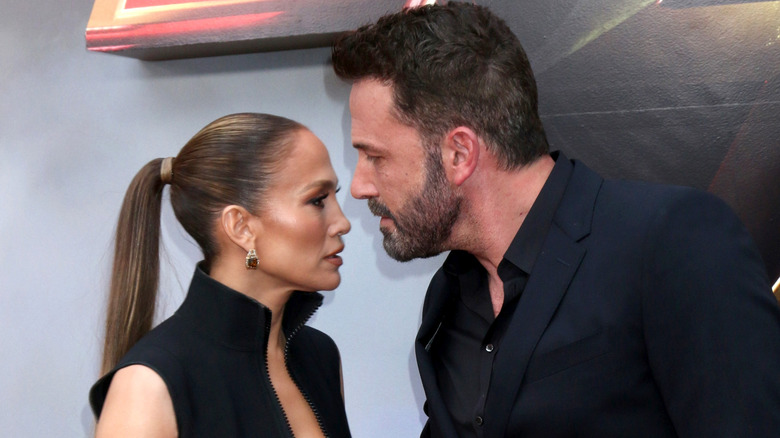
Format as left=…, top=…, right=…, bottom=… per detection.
left=90, top=113, right=352, bottom=437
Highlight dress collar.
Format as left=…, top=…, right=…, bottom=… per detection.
left=175, top=264, right=324, bottom=351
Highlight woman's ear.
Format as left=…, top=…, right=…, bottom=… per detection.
left=219, top=205, right=258, bottom=251
left=442, top=127, right=480, bottom=186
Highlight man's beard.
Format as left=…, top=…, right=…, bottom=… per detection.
left=368, top=152, right=462, bottom=262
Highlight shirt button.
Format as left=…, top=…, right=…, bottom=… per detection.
left=485, top=344, right=494, bottom=353
left=475, top=416, right=484, bottom=426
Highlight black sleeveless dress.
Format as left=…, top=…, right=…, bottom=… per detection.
left=90, top=265, right=351, bottom=437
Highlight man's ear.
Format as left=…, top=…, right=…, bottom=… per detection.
left=442, top=127, right=480, bottom=186
left=219, top=205, right=258, bottom=251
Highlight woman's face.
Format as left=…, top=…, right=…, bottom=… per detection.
left=253, top=129, right=351, bottom=292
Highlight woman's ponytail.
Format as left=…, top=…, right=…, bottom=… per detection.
left=100, top=158, right=168, bottom=374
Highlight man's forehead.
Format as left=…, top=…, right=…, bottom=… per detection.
left=349, top=79, right=394, bottom=107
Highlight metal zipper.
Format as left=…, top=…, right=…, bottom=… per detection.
left=261, top=307, right=296, bottom=438
left=283, top=306, right=330, bottom=438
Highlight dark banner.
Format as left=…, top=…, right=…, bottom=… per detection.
left=488, top=0, right=779, bottom=288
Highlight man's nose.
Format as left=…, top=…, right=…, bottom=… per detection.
left=350, top=159, right=378, bottom=200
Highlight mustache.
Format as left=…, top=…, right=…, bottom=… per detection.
left=368, top=198, right=394, bottom=220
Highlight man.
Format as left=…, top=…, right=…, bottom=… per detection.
left=332, top=3, right=780, bottom=437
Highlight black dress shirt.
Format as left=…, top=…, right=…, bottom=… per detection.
left=431, top=153, right=571, bottom=437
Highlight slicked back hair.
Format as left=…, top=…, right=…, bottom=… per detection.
left=101, top=113, right=302, bottom=374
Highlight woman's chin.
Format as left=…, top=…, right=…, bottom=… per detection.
left=298, top=273, right=341, bottom=292
left=320, top=274, right=342, bottom=291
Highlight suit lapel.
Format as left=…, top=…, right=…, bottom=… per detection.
left=484, top=158, right=603, bottom=437
left=415, top=257, right=461, bottom=437
left=483, top=226, right=585, bottom=436
left=414, top=157, right=604, bottom=437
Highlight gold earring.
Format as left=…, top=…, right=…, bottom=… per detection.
left=245, top=249, right=258, bottom=270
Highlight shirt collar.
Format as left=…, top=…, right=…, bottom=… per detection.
left=441, top=152, right=573, bottom=280
left=499, top=151, right=572, bottom=280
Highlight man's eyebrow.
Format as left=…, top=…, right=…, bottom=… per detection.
left=352, top=142, right=377, bottom=153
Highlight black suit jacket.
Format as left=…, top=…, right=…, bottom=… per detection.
left=416, top=156, right=780, bottom=437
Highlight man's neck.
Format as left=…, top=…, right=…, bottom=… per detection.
left=455, top=154, right=555, bottom=313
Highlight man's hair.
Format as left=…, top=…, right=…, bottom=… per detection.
left=332, top=2, right=549, bottom=169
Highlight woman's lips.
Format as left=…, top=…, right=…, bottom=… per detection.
left=326, top=254, right=343, bottom=266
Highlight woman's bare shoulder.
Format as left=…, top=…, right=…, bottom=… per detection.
left=95, top=365, right=177, bottom=438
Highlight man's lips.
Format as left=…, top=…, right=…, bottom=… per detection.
left=379, top=217, right=395, bottom=228
left=368, top=198, right=396, bottom=230
left=368, top=198, right=393, bottom=219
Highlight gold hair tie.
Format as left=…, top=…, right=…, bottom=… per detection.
left=160, top=157, right=174, bottom=184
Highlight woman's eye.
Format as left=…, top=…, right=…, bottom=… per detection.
left=310, top=194, right=328, bottom=208
left=309, top=187, right=338, bottom=208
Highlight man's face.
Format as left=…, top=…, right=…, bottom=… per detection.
left=349, top=80, right=461, bottom=261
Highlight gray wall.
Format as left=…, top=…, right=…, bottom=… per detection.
left=1, top=0, right=438, bottom=436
